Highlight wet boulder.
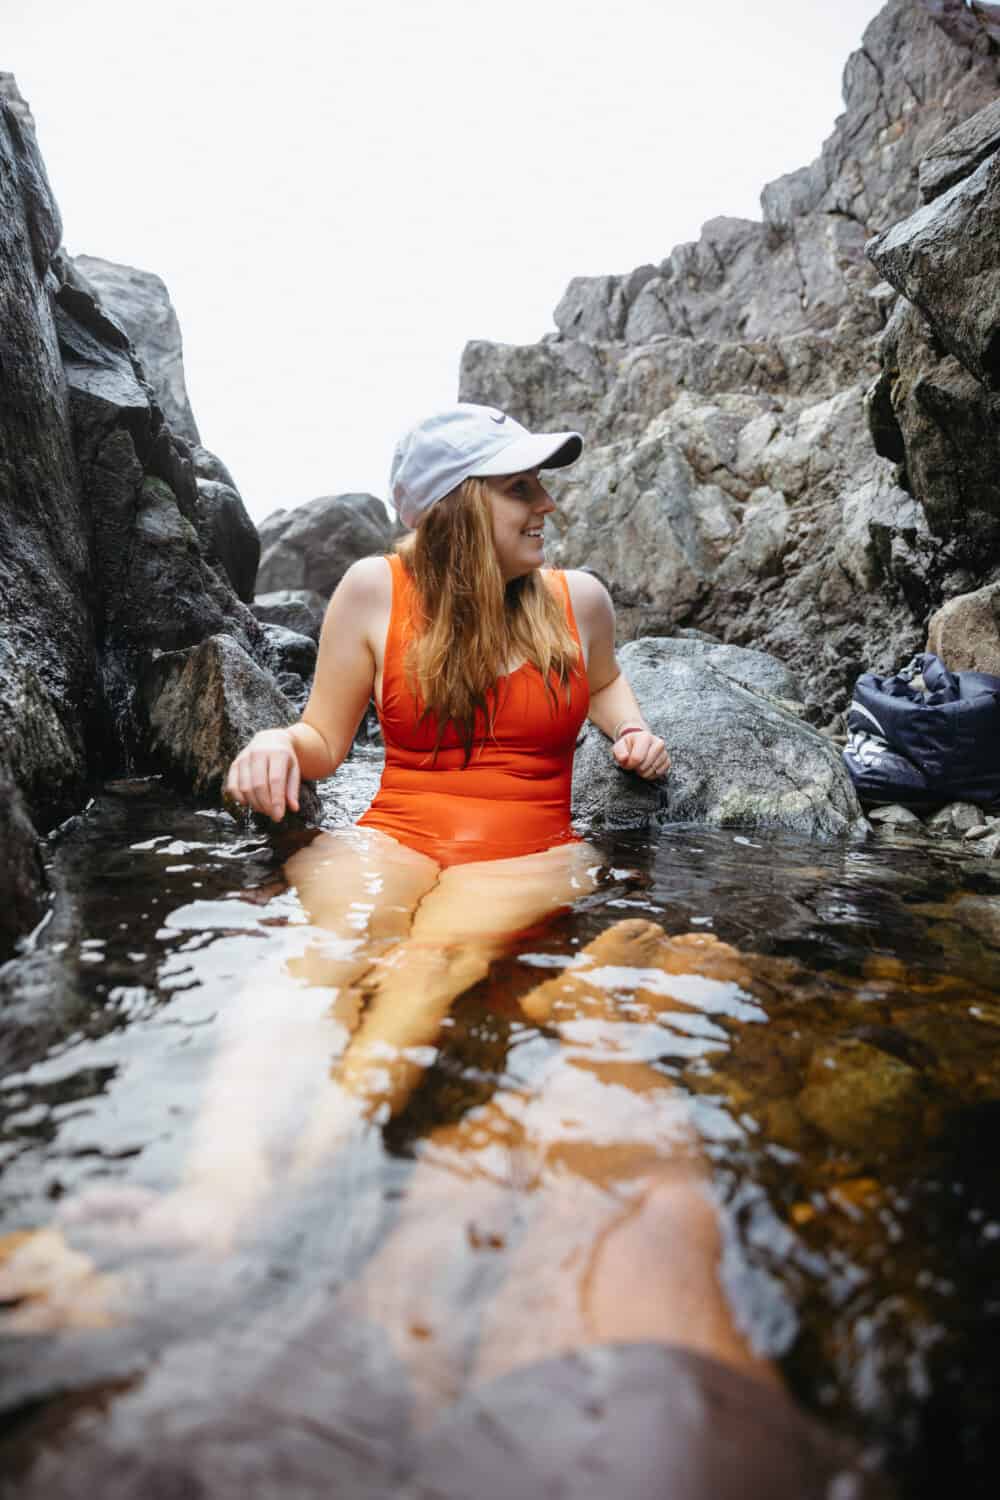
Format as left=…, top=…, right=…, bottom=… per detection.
left=256, top=493, right=400, bottom=599
left=0, top=763, right=46, bottom=960
left=193, top=477, right=260, bottom=603
left=140, top=634, right=321, bottom=821
left=71, top=252, right=201, bottom=445
left=252, top=589, right=328, bottom=642
left=571, top=637, right=862, bottom=838
left=261, top=624, right=318, bottom=680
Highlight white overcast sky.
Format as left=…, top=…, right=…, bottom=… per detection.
left=8, top=0, right=888, bottom=522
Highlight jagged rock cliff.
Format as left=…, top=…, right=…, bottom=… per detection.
left=0, top=76, right=280, bottom=960
left=459, top=0, right=1000, bottom=724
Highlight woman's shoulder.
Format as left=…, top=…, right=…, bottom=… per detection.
left=338, top=553, right=395, bottom=601
left=559, top=568, right=613, bottom=619
left=322, top=556, right=395, bottom=641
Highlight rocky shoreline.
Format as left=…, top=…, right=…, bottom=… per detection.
left=3, top=0, right=1000, bottom=962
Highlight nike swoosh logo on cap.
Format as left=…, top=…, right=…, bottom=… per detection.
left=489, top=411, right=506, bottom=424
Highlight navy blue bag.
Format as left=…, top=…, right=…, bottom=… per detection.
left=843, top=653, right=1000, bottom=807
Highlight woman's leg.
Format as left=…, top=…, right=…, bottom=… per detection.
left=341, top=918, right=773, bottom=1417
left=60, top=829, right=441, bottom=1257
left=473, top=918, right=773, bottom=1386
left=288, top=841, right=599, bottom=1182
left=159, top=829, right=440, bottom=1238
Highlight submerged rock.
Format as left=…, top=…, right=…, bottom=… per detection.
left=571, top=638, right=861, bottom=837
left=798, top=1038, right=927, bottom=1156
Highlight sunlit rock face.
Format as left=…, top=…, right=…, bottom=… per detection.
left=460, top=0, right=1000, bottom=726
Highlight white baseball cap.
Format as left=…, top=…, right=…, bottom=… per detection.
left=391, top=403, right=583, bottom=528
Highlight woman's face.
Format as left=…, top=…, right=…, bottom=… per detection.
left=485, top=470, right=557, bottom=582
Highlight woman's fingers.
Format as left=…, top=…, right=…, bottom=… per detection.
left=613, top=731, right=670, bottom=781
left=227, top=740, right=298, bottom=819
left=268, top=759, right=288, bottom=821
left=287, top=755, right=301, bottom=814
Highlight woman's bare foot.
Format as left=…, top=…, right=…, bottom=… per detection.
left=0, top=1226, right=128, bottom=1333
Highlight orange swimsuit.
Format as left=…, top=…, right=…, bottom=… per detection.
left=357, top=554, right=590, bottom=866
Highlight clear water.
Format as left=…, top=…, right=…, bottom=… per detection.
left=1, top=755, right=999, bottom=1496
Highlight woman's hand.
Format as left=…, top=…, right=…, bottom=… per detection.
left=225, top=729, right=301, bottom=821
left=612, top=725, right=671, bottom=781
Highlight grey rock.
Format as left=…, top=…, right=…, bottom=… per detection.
left=628, top=636, right=803, bottom=702
left=834, top=475, right=931, bottom=597
left=252, top=589, right=328, bottom=642
left=191, top=444, right=239, bottom=490
left=925, top=583, right=1000, bottom=673
left=970, top=829, right=1000, bottom=858
left=64, top=258, right=261, bottom=604
left=925, top=801, right=988, bottom=835
left=0, top=761, right=46, bottom=960
left=867, top=151, right=1000, bottom=390
left=257, top=493, right=399, bottom=598
left=571, top=638, right=860, bottom=837
left=964, top=817, right=1000, bottom=841
left=553, top=266, right=657, bottom=342
left=72, top=253, right=201, bottom=444
left=194, top=478, right=260, bottom=603
left=261, top=623, right=318, bottom=679
left=868, top=804, right=924, bottom=826
left=140, top=634, right=321, bottom=822
left=874, top=296, right=1000, bottom=540
left=919, top=96, right=1000, bottom=201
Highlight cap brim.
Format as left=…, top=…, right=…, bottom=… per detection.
left=469, top=430, right=583, bottom=478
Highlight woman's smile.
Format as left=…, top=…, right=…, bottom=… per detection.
left=487, top=470, right=556, bottom=580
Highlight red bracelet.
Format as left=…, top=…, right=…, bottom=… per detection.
left=613, top=721, right=647, bottom=740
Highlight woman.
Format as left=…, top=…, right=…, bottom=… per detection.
left=225, top=402, right=670, bottom=1129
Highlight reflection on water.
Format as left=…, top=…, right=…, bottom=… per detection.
left=1, top=761, right=999, bottom=1496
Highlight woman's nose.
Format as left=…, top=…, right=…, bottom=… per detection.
left=535, top=487, right=556, bottom=513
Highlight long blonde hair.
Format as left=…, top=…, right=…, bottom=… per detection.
left=396, top=477, right=580, bottom=760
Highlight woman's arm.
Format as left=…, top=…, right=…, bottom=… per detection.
left=566, top=570, right=670, bottom=782
left=225, top=557, right=386, bottom=819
